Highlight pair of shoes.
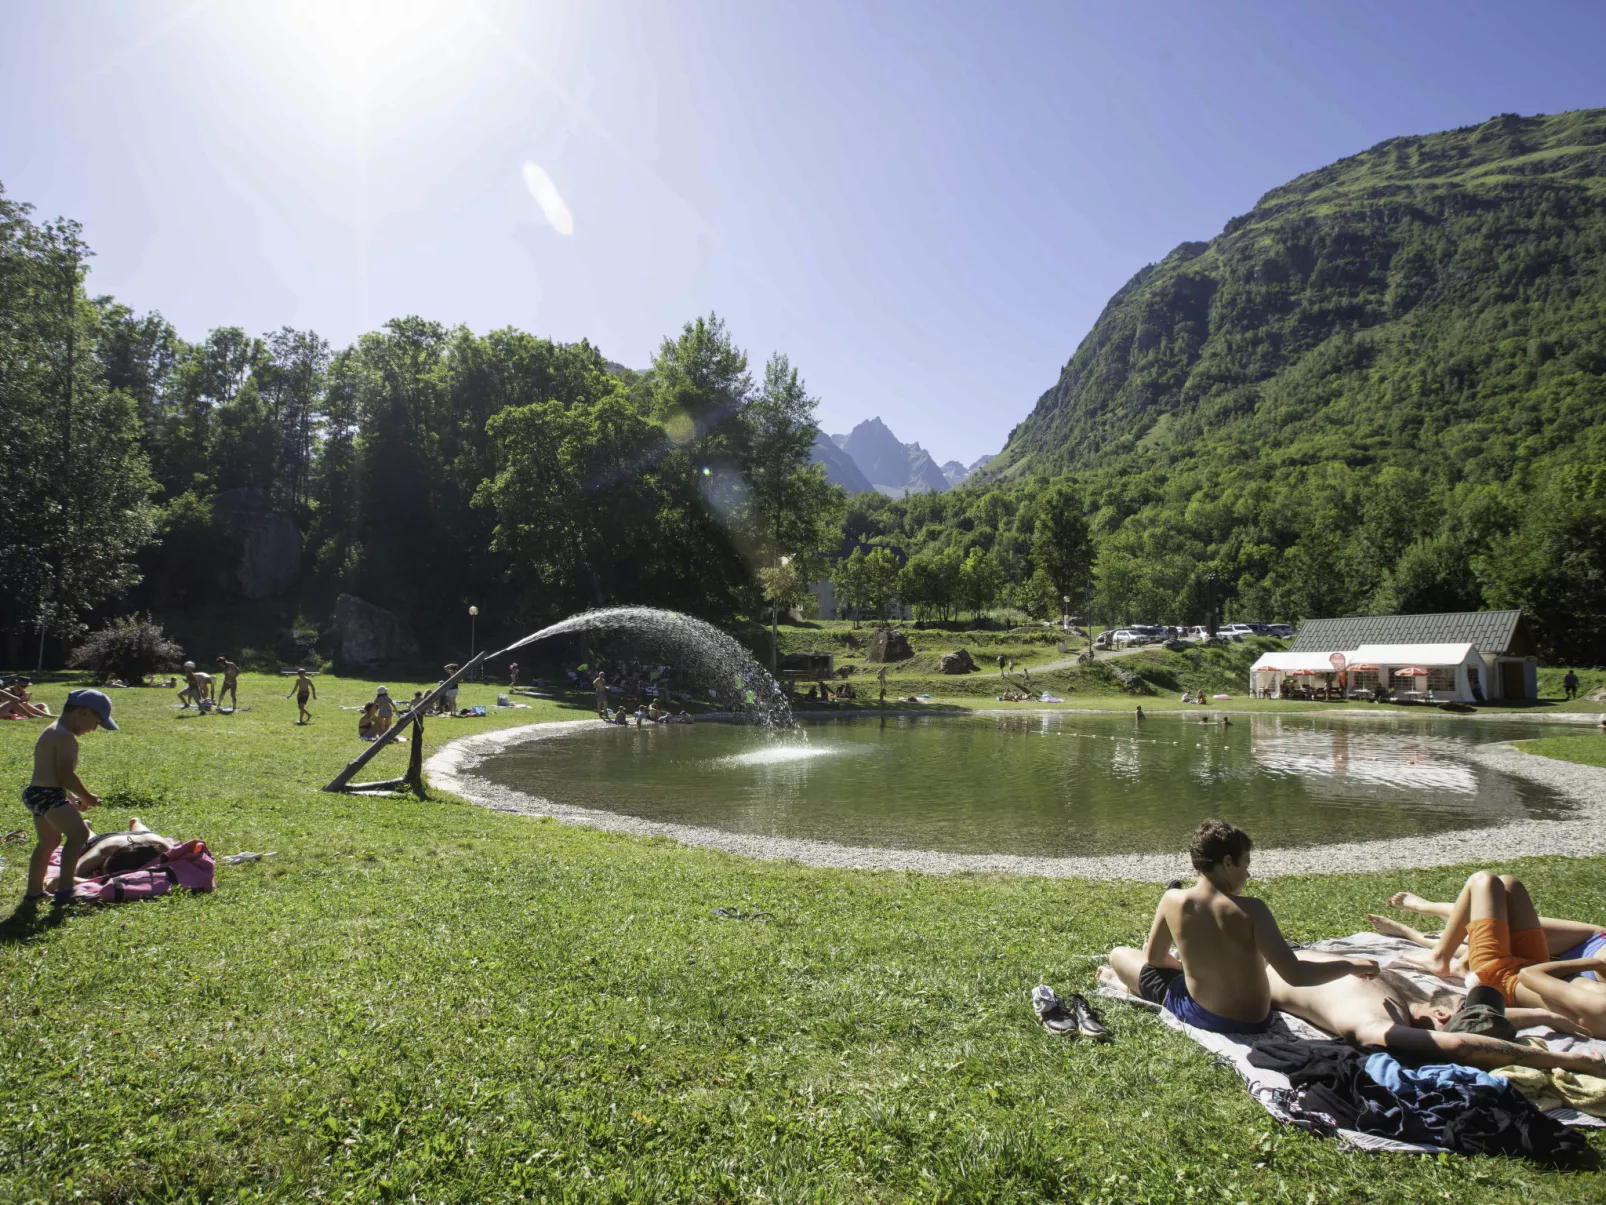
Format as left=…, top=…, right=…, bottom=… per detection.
left=1030, top=985, right=1111, bottom=1041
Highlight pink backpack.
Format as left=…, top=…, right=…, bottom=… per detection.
left=52, top=839, right=216, bottom=904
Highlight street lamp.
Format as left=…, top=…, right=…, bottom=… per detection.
left=1205, top=574, right=1217, bottom=639
left=468, top=605, right=479, bottom=675
left=1062, top=594, right=1070, bottom=635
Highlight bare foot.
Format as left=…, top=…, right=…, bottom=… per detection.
left=1394, top=948, right=1456, bottom=981
left=1095, top=965, right=1121, bottom=989
left=1388, top=891, right=1431, bottom=913
left=1367, top=913, right=1427, bottom=944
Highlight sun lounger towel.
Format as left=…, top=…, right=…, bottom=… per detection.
left=1096, top=932, right=1605, bottom=1155
left=50, top=838, right=215, bottom=904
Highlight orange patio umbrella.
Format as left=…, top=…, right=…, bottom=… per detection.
left=1392, top=666, right=1431, bottom=677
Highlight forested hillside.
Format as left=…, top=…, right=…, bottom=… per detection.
left=3, top=108, right=1603, bottom=669
left=850, top=110, right=1605, bottom=662
left=0, top=183, right=840, bottom=664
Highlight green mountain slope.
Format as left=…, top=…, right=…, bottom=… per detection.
left=993, top=108, right=1606, bottom=481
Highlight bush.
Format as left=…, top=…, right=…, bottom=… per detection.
left=68, top=615, right=186, bottom=685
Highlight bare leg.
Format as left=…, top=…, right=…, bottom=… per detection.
left=41, top=804, right=90, bottom=898
left=1105, top=945, right=1148, bottom=996
left=1389, top=891, right=1452, bottom=919
left=27, top=814, right=61, bottom=896
left=1390, top=885, right=1597, bottom=954
left=1367, top=914, right=1435, bottom=948
left=1401, top=872, right=1504, bottom=978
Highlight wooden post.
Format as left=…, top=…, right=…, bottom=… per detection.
left=405, top=709, right=426, bottom=797
left=323, top=652, right=486, bottom=792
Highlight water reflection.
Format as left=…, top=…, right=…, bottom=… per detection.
left=478, top=713, right=1569, bottom=857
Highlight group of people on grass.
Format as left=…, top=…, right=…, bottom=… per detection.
left=1097, top=819, right=1606, bottom=1075
left=174, top=658, right=242, bottom=711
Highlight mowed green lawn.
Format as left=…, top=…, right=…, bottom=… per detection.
left=1515, top=733, right=1606, bottom=768
left=2, top=674, right=1605, bottom=1204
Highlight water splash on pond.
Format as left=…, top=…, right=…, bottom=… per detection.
left=502, top=605, right=793, bottom=728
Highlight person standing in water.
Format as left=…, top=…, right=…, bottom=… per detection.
left=592, top=669, right=609, bottom=717
left=287, top=669, right=316, bottom=724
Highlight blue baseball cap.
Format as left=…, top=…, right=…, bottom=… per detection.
left=65, top=688, right=118, bottom=731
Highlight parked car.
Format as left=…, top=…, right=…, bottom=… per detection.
left=1267, top=623, right=1294, bottom=638
left=1221, top=623, right=1258, bottom=639
left=1109, top=628, right=1148, bottom=648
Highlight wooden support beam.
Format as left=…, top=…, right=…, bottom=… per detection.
left=323, top=652, right=485, bottom=792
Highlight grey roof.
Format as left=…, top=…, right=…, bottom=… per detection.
left=1289, top=610, right=1533, bottom=657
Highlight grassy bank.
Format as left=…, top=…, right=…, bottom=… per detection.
left=1515, top=733, right=1606, bottom=768
left=1, top=674, right=1604, bottom=1203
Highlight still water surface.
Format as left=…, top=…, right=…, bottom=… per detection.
left=476, top=713, right=1571, bottom=856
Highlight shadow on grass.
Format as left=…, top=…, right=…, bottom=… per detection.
left=0, top=896, right=72, bottom=946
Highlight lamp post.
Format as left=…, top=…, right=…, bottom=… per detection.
left=1062, top=594, right=1070, bottom=635
left=770, top=556, right=790, bottom=675
left=1205, top=574, right=1217, bottom=639
left=468, top=605, right=478, bottom=678
left=1085, top=581, right=1095, bottom=664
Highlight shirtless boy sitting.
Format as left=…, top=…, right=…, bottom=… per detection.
left=1267, top=960, right=1605, bottom=1074
left=1103, top=819, right=1378, bottom=1032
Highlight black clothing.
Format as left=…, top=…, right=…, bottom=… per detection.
left=1137, top=963, right=1182, bottom=1005
left=1247, top=1037, right=1595, bottom=1167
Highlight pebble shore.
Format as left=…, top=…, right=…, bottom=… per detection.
left=427, top=716, right=1606, bottom=882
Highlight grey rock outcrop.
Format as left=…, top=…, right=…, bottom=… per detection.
left=938, top=648, right=977, bottom=674
left=210, top=488, right=300, bottom=599
left=810, top=434, right=874, bottom=494
left=865, top=628, right=914, bottom=662
left=333, top=594, right=421, bottom=666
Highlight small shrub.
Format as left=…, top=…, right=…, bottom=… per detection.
left=68, top=615, right=186, bottom=685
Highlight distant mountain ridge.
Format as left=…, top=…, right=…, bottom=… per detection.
left=810, top=416, right=980, bottom=496
left=988, top=107, right=1606, bottom=480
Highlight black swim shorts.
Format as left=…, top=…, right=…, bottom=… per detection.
left=1138, top=963, right=1183, bottom=1005
left=22, top=785, right=69, bottom=817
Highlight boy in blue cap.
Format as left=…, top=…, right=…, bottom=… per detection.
left=24, top=689, right=117, bottom=906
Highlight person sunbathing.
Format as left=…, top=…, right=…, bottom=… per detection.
left=1104, top=819, right=1377, bottom=1033
left=56, top=817, right=176, bottom=881
left=1519, top=955, right=1606, bottom=1039
left=1266, top=959, right=1604, bottom=1073
left=1371, top=874, right=1606, bottom=985
left=0, top=687, right=50, bottom=720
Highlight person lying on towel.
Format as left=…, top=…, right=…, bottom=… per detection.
left=1370, top=874, right=1606, bottom=989
left=44, top=816, right=175, bottom=889
left=1266, top=959, right=1604, bottom=1074
left=1103, top=819, right=1378, bottom=1033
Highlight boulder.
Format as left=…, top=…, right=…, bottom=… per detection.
left=938, top=648, right=977, bottom=674
left=333, top=594, right=421, bottom=667
left=865, top=628, right=913, bottom=662
left=1112, top=666, right=1152, bottom=693
left=210, top=488, right=300, bottom=599
left=1591, top=687, right=1606, bottom=703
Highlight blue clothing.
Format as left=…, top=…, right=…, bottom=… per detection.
left=1556, top=931, right=1606, bottom=981
left=1162, top=976, right=1274, bottom=1034
left=1364, top=1053, right=1507, bottom=1096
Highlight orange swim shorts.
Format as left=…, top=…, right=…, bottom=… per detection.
left=1467, top=917, right=1549, bottom=1004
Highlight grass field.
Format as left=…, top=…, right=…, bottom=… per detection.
left=1514, top=733, right=1606, bottom=769
left=2, top=673, right=1605, bottom=1203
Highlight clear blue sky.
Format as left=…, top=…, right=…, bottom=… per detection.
left=3, top=1, right=1604, bottom=464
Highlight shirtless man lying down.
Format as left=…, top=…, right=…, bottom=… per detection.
left=1268, top=958, right=1606, bottom=1074
left=44, top=816, right=175, bottom=887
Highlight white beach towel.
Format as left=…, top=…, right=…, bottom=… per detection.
left=1095, top=932, right=1606, bottom=1154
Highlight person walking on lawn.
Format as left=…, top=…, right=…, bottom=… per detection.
left=1563, top=669, right=1579, bottom=700
left=287, top=669, right=316, bottom=724
left=23, top=690, right=117, bottom=906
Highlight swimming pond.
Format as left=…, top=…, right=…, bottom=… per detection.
left=472, top=712, right=1572, bottom=858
